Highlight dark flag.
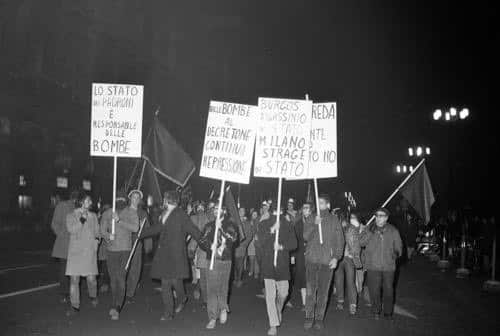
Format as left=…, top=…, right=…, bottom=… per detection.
left=401, top=164, right=435, bottom=224
left=142, top=115, right=195, bottom=187
left=224, top=185, right=242, bottom=229
left=142, top=161, right=162, bottom=205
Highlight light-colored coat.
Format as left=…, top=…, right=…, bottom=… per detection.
left=65, top=209, right=100, bottom=276
left=50, top=200, right=75, bottom=259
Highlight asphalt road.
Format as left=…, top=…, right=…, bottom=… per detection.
left=1, top=238, right=499, bottom=336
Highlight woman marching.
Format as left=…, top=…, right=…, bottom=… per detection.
left=65, top=191, right=101, bottom=316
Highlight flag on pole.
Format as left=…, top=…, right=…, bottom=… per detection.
left=142, top=115, right=196, bottom=187
left=401, top=164, right=435, bottom=224
left=224, top=185, right=242, bottom=229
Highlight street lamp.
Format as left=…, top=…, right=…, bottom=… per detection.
left=408, top=146, right=431, bottom=158
left=433, top=107, right=470, bottom=122
left=396, top=164, right=411, bottom=174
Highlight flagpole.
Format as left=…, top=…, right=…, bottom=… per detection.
left=111, top=156, right=118, bottom=236
left=210, top=180, right=226, bottom=270
left=137, top=160, right=147, bottom=190
left=125, top=218, right=147, bottom=271
left=366, top=158, right=426, bottom=226
left=273, top=177, right=283, bottom=267
left=314, top=178, right=323, bottom=244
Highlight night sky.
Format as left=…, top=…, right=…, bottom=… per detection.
left=0, top=1, right=495, bottom=213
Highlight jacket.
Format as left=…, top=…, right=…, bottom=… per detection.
left=344, top=223, right=362, bottom=268
left=304, top=210, right=344, bottom=265
left=140, top=206, right=201, bottom=280
left=258, top=215, right=297, bottom=281
left=199, top=217, right=238, bottom=262
left=359, top=223, right=402, bottom=271
left=100, top=207, right=139, bottom=252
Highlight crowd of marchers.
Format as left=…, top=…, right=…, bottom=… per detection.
left=50, top=189, right=404, bottom=336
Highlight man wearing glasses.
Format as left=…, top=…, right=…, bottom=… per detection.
left=360, top=207, right=402, bottom=320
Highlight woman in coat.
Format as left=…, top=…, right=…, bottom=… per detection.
left=65, top=191, right=100, bottom=315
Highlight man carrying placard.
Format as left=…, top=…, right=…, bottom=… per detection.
left=258, top=208, right=297, bottom=336
left=303, top=194, right=344, bottom=331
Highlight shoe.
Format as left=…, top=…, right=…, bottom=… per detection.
left=285, top=301, right=293, bottom=308
left=160, top=313, right=174, bottom=321
left=66, top=306, right=80, bottom=317
left=90, top=297, right=98, bottom=307
left=336, top=302, right=344, bottom=310
left=374, top=313, right=381, bottom=320
left=303, top=318, right=314, bottom=330
left=99, top=284, right=109, bottom=293
left=109, top=308, right=119, bottom=316
left=126, top=296, right=135, bottom=305
left=313, top=320, right=324, bottom=330
left=193, top=289, right=201, bottom=300
left=220, top=309, right=228, bottom=324
left=267, top=326, right=278, bottom=336
left=110, top=310, right=120, bottom=321
left=384, top=314, right=394, bottom=321
left=349, top=304, right=357, bottom=315
left=206, top=319, right=216, bottom=329
left=175, top=298, right=188, bottom=313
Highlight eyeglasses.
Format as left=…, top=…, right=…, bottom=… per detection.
left=375, top=214, right=387, bottom=218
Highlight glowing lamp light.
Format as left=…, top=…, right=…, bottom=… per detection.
left=396, top=165, right=401, bottom=173
left=402, top=165, right=407, bottom=173
left=445, top=112, right=451, bottom=121
left=416, top=146, right=423, bottom=157
left=433, top=109, right=442, bottom=120
left=459, top=108, right=469, bottom=120
left=410, top=166, right=414, bottom=172
left=408, top=147, right=414, bottom=156
left=450, top=107, right=457, bottom=117
left=425, top=147, right=431, bottom=155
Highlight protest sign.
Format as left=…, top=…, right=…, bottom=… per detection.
left=90, top=83, right=143, bottom=158
left=200, top=101, right=258, bottom=184
left=254, top=97, right=313, bottom=179
left=309, top=102, right=337, bottom=178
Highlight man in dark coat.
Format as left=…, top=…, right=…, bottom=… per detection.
left=258, top=211, right=297, bottom=336
left=303, top=194, right=345, bottom=331
left=360, top=207, right=402, bottom=320
left=139, top=190, right=202, bottom=320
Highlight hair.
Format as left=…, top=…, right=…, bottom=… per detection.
left=350, top=211, right=363, bottom=224
left=74, top=190, right=91, bottom=208
left=318, top=194, right=331, bottom=204
left=164, top=190, right=179, bottom=205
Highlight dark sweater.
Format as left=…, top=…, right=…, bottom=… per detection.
left=199, top=217, right=238, bottom=262
left=359, top=223, right=402, bottom=271
left=258, top=215, right=297, bottom=281
left=304, top=210, right=345, bottom=265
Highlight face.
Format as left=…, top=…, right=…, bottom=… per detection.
left=302, top=205, right=311, bottom=217
left=130, top=193, right=141, bottom=208
left=239, top=208, right=246, bottom=218
left=251, top=211, right=258, bottom=220
left=287, top=203, right=294, bottom=211
left=350, top=214, right=360, bottom=226
left=82, top=196, right=92, bottom=210
left=375, top=212, right=388, bottom=227
left=261, top=205, right=269, bottom=214
left=196, top=204, right=205, bottom=213
left=207, top=202, right=215, bottom=212
left=318, top=198, right=329, bottom=211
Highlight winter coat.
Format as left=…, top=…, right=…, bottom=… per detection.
left=199, top=217, right=238, bottom=262
left=359, top=223, right=402, bottom=271
left=235, top=218, right=253, bottom=258
left=188, top=212, right=210, bottom=267
left=51, top=200, right=75, bottom=259
left=65, top=209, right=100, bottom=276
left=258, top=215, right=297, bottom=281
left=304, top=210, right=345, bottom=265
left=100, top=207, right=139, bottom=252
left=344, top=223, right=363, bottom=269
left=140, top=206, right=201, bottom=280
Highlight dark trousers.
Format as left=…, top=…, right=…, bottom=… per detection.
left=366, top=270, right=395, bottom=315
left=305, top=262, right=333, bottom=321
left=161, top=278, right=185, bottom=316
left=57, top=258, right=69, bottom=295
left=98, top=260, right=110, bottom=288
left=334, top=258, right=357, bottom=306
left=234, top=256, right=245, bottom=282
left=107, top=251, right=129, bottom=310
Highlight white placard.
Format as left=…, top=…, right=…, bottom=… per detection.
left=254, top=97, right=312, bottom=179
left=90, top=83, right=143, bottom=157
left=200, top=101, right=258, bottom=184
left=309, top=102, right=337, bottom=178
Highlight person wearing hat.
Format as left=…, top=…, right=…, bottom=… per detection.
left=359, top=207, right=402, bottom=320
left=100, top=190, right=140, bottom=320
left=138, top=190, right=202, bottom=321
left=125, top=189, right=149, bottom=302
left=189, top=201, right=210, bottom=305
left=198, top=201, right=238, bottom=329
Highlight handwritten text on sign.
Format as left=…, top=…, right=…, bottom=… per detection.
left=200, top=101, right=257, bottom=184
left=90, top=83, right=143, bottom=157
left=309, top=102, right=337, bottom=178
left=254, top=98, right=312, bottom=178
